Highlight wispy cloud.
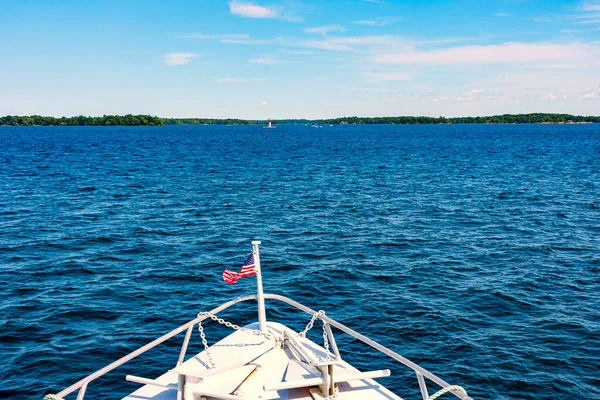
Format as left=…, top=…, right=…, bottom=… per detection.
left=163, top=52, right=198, bottom=66
left=535, top=5, right=600, bottom=25
left=353, top=18, right=397, bottom=26
left=304, top=25, right=347, bottom=35
left=581, top=2, right=600, bottom=11
left=363, top=71, right=413, bottom=82
left=260, top=101, right=268, bottom=106
left=494, top=12, right=510, bottom=17
left=574, top=18, right=600, bottom=24
left=539, top=89, right=568, bottom=100
left=456, top=89, right=485, bottom=102
left=374, top=42, right=597, bottom=65
left=229, top=1, right=277, bottom=18
left=280, top=49, right=315, bottom=55
left=228, top=1, right=300, bottom=21
left=380, top=94, right=425, bottom=104
left=298, top=35, right=408, bottom=52
left=181, top=33, right=283, bottom=45
left=465, top=89, right=484, bottom=96
left=431, top=96, right=450, bottom=103
left=580, top=85, right=600, bottom=98
left=249, top=56, right=278, bottom=64
left=216, top=77, right=267, bottom=83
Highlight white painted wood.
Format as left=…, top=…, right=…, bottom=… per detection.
left=122, top=322, right=402, bottom=400
left=264, top=369, right=391, bottom=391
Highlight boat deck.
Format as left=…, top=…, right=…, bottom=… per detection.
left=123, top=322, right=402, bottom=400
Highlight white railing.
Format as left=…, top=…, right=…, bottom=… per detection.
left=49, top=294, right=472, bottom=400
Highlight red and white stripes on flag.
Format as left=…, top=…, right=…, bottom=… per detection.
left=223, top=253, right=256, bottom=284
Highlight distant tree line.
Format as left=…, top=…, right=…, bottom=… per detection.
left=162, top=118, right=262, bottom=125
left=321, top=113, right=600, bottom=125
left=163, top=118, right=327, bottom=125
left=3, top=113, right=598, bottom=127
left=163, top=118, right=316, bottom=125
left=0, top=115, right=163, bottom=126
left=163, top=114, right=599, bottom=125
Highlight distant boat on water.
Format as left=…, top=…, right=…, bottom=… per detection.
left=263, top=119, right=276, bottom=129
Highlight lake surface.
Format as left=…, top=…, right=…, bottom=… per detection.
left=1, top=124, right=599, bottom=400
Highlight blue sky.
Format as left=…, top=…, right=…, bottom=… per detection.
left=1, top=0, right=599, bottom=118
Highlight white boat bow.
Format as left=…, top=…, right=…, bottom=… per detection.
left=44, top=242, right=471, bottom=400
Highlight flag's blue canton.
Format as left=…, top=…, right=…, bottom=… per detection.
left=244, top=254, right=255, bottom=266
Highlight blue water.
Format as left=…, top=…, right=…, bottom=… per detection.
left=1, top=124, right=599, bottom=400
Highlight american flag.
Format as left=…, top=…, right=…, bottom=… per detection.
left=223, top=253, right=256, bottom=284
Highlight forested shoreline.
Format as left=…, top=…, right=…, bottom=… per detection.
left=165, top=113, right=600, bottom=125
left=0, top=115, right=163, bottom=126
left=2, top=113, right=599, bottom=126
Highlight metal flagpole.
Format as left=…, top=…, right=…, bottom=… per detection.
left=252, top=241, right=267, bottom=332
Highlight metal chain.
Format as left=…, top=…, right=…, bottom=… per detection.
left=197, top=312, right=273, bottom=340
left=197, top=321, right=216, bottom=368
left=196, top=311, right=274, bottom=369
left=298, top=310, right=325, bottom=338
left=297, top=310, right=335, bottom=362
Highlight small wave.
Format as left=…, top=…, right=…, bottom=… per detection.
left=133, top=226, right=171, bottom=236
left=54, top=309, right=120, bottom=321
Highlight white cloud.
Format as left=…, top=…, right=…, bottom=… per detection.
left=298, top=35, right=407, bottom=52
left=353, top=18, right=396, bottom=26
left=465, top=89, right=484, bottom=96
left=354, top=20, right=377, bottom=25
left=260, top=101, right=268, bottom=106
left=373, top=42, right=597, bottom=65
left=224, top=36, right=284, bottom=45
left=560, top=29, right=578, bottom=32
left=431, top=96, right=449, bottom=103
left=581, top=3, right=600, bottom=11
left=249, top=57, right=278, bottom=64
left=280, top=49, right=315, bottom=55
left=539, top=90, right=570, bottom=100
left=580, top=86, right=600, bottom=98
left=363, top=72, right=413, bottom=82
left=181, top=32, right=283, bottom=45
left=163, top=53, right=198, bottom=66
left=574, top=18, right=600, bottom=24
left=229, top=1, right=278, bottom=18
left=216, top=77, right=268, bottom=83
left=456, top=89, right=486, bottom=102
left=494, top=12, right=510, bottom=17
left=228, top=1, right=300, bottom=21
left=380, top=94, right=425, bottom=104
left=304, top=25, right=347, bottom=35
